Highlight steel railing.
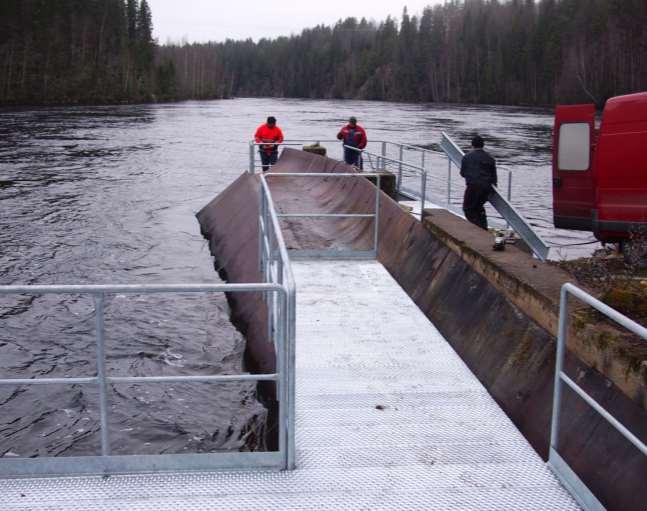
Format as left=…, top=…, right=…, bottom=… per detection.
left=342, top=145, right=428, bottom=216
left=249, top=141, right=426, bottom=217
left=249, top=140, right=392, bottom=175
left=382, top=135, right=513, bottom=215
left=262, top=172, right=382, bottom=259
left=248, top=138, right=510, bottom=218
left=248, top=138, right=551, bottom=260
left=249, top=141, right=341, bottom=173
left=257, top=173, right=297, bottom=469
left=548, top=283, right=647, bottom=510
left=435, top=132, right=549, bottom=260
left=0, top=178, right=296, bottom=476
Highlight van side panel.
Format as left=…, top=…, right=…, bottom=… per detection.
left=595, top=93, right=647, bottom=240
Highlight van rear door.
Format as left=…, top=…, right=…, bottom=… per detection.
left=552, top=104, right=596, bottom=231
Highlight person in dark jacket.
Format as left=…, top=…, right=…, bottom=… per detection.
left=337, top=116, right=367, bottom=168
left=460, top=135, right=497, bottom=230
left=254, top=116, right=284, bottom=172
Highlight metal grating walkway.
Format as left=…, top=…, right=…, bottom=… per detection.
left=0, top=260, right=579, bottom=510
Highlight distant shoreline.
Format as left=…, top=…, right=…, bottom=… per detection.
left=0, top=96, right=556, bottom=112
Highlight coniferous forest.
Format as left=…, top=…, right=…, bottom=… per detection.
left=0, top=0, right=170, bottom=104
left=1, top=0, right=646, bottom=107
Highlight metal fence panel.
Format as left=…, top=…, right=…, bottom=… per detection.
left=548, top=282, right=647, bottom=510
left=0, top=183, right=296, bottom=476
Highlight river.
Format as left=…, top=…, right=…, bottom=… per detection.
left=0, top=98, right=596, bottom=458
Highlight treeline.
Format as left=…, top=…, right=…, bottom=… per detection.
left=0, top=0, right=175, bottom=105
left=160, top=0, right=647, bottom=106
left=1, top=0, right=646, bottom=107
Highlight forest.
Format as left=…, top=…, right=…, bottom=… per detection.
left=1, top=0, right=646, bottom=107
left=0, top=0, right=169, bottom=105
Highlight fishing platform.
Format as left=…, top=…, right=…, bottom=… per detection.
left=0, top=138, right=645, bottom=510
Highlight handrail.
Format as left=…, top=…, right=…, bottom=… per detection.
left=342, top=145, right=428, bottom=216
left=0, top=179, right=297, bottom=475
left=258, top=173, right=296, bottom=469
left=263, top=172, right=382, bottom=260
left=248, top=138, right=544, bottom=257
left=548, top=283, right=647, bottom=510
left=436, top=132, right=549, bottom=261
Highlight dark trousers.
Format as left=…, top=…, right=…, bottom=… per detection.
left=260, top=149, right=278, bottom=172
left=343, top=147, right=363, bottom=169
left=463, top=183, right=491, bottom=230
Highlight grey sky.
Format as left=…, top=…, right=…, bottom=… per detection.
left=147, top=1, right=443, bottom=44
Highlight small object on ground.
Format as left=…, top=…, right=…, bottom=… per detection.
left=302, top=142, right=326, bottom=156
left=493, top=230, right=506, bottom=251
left=375, top=404, right=386, bottom=411
left=641, top=280, right=647, bottom=287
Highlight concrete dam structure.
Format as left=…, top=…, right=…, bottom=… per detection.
left=1, top=146, right=644, bottom=510
left=196, top=147, right=645, bottom=510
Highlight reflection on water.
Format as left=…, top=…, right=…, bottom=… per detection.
left=0, top=98, right=595, bottom=457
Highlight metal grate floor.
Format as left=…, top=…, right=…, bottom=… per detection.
left=0, top=260, right=579, bottom=510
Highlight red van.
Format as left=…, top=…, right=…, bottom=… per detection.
left=552, top=92, right=647, bottom=245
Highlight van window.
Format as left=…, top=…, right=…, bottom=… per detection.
left=558, top=123, right=590, bottom=171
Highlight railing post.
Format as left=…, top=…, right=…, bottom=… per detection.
left=374, top=174, right=381, bottom=256
left=259, top=187, right=265, bottom=274
left=94, top=294, right=110, bottom=456
left=267, top=209, right=274, bottom=333
left=286, top=285, right=296, bottom=469
left=506, top=171, right=513, bottom=230
left=249, top=141, right=255, bottom=174
left=421, top=150, right=425, bottom=173
left=447, top=157, right=452, bottom=205
left=381, top=141, right=387, bottom=171
left=277, top=287, right=289, bottom=468
left=421, top=171, right=427, bottom=219
left=550, top=286, right=569, bottom=452
left=397, top=145, right=404, bottom=193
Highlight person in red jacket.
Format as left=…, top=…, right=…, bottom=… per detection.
left=337, top=116, right=367, bottom=169
left=254, top=116, right=284, bottom=171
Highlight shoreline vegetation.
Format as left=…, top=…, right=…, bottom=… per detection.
left=1, top=0, right=646, bottom=108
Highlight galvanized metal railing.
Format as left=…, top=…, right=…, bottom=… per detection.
left=342, top=145, right=428, bottom=216
left=0, top=179, right=296, bottom=476
left=258, top=173, right=297, bottom=470
left=249, top=140, right=426, bottom=217
left=436, top=132, right=549, bottom=260
left=249, top=138, right=508, bottom=217
left=548, top=283, right=647, bottom=511
left=263, top=172, right=382, bottom=259
left=249, top=140, right=399, bottom=177
left=248, top=137, right=548, bottom=260
left=249, top=141, right=341, bottom=173
left=437, top=131, right=513, bottom=198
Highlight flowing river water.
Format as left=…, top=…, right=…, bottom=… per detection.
left=0, top=98, right=597, bottom=458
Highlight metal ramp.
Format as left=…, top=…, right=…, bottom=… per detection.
left=439, top=132, right=549, bottom=261
left=0, top=259, right=579, bottom=511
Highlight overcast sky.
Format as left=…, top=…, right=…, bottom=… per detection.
left=147, top=1, right=443, bottom=44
